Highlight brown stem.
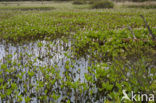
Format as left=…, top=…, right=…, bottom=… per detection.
left=140, top=15, right=156, bottom=40
left=128, top=26, right=137, bottom=39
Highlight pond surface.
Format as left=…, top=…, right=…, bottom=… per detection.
left=1, top=38, right=155, bottom=103
left=0, top=39, right=93, bottom=103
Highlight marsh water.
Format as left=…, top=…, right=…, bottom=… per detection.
left=1, top=39, right=155, bottom=103
left=0, top=39, right=94, bottom=103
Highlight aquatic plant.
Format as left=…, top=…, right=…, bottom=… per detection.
left=0, top=4, right=156, bottom=102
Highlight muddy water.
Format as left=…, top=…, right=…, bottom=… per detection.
left=0, top=39, right=90, bottom=103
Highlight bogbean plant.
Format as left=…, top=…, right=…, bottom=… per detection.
left=0, top=9, right=156, bottom=102
left=0, top=10, right=156, bottom=43
left=0, top=40, right=71, bottom=102
left=0, top=29, right=155, bottom=102
left=72, top=28, right=156, bottom=102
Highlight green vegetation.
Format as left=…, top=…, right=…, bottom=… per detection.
left=0, top=1, right=156, bottom=103
left=121, top=1, right=156, bottom=9
left=126, top=4, right=156, bottom=9
left=132, top=0, right=149, bottom=2
left=1, top=8, right=156, bottom=43
left=0, top=6, right=55, bottom=10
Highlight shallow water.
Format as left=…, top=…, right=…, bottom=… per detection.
left=1, top=39, right=155, bottom=103
left=0, top=39, right=91, bottom=103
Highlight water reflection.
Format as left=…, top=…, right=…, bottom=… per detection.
left=0, top=39, right=90, bottom=103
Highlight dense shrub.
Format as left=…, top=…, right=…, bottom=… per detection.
left=87, top=0, right=95, bottom=4
left=132, top=0, right=148, bottom=2
left=126, top=4, right=156, bottom=9
left=72, top=0, right=85, bottom=5
left=92, top=0, right=114, bottom=9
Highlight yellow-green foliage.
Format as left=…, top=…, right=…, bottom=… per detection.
left=0, top=1, right=156, bottom=102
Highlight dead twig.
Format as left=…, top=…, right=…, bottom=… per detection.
left=128, top=25, right=137, bottom=39
left=140, top=15, right=156, bottom=40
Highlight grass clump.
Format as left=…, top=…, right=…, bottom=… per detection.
left=92, top=0, right=114, bottom=9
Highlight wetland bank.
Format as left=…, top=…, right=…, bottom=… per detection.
left=0, top=1, right=156, bottom=103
